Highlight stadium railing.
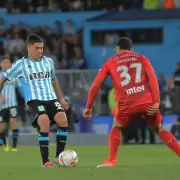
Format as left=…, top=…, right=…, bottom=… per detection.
left=56, top=69, right=102, bottom=115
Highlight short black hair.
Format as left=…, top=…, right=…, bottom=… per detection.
left=116, top=37, right=132, bottom=50
left=26, top=34, right=43, bottom=45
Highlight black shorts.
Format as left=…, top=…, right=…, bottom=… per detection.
left=0, top=107, right=18, bottom=123
left=27, top=99, right=64, bottom=128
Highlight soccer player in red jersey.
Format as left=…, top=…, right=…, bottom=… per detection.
left=83, top=37, right=180, bottom=167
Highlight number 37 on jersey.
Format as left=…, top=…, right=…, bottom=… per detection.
left=116, top=63, right=144, bottom=95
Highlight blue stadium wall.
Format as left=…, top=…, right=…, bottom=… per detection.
left=84, top=19, right=180, bottom=79
left=1, top=11, right=104, bottom=28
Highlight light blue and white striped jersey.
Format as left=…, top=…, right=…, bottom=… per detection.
left=3, top=56, right=57, bottom=103
left=0, top=72, right=18, bottom=109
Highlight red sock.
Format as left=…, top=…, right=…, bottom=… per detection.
left=108, top=127, right=121, bottom=161
left=159, top=129, right=180, bottom=157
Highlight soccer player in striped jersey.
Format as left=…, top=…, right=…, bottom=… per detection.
left=0, top=57, right=19, bottom=152
left=0, top=34, right=69, bottom=168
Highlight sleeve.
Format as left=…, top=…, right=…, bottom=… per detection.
left=50, top=59, right=56, bottom=79
left=142, top=55, right=160, bottom=104
left=86, top=61, right=110, bottom=109
left=3, top=60, right=23, bottom=81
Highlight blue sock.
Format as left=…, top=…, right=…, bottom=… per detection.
left=38, top=132, right=49, bottom=164
left=56, top=127, right=68, bottom=157
left=0, top=139, right=3, bottom=145
left=0, top=133, right=6, bottom=145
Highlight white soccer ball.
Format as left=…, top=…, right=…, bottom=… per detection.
left=58, top=149, right=78, bottom=167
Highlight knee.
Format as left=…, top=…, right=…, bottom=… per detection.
left=149, top=124, right=164, bottom=135
left=54, top=112, right=68, bottom=127
left=10, top=118, right=18, bottom=128
left=0, top=123, right=7, bottom=133
left=38, top=114, right=50, bottom=132
left=112, top=119, right=123, bottom=129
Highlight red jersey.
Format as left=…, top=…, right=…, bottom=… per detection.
left=86, top=51, right=160, bottom=108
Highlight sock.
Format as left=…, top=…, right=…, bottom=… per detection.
left=12, top=129, right=19, bottom=148
left=108, top=127, right=121, bottom=161
left=0, top=138, right=2, bottom=146
left=56, top=127, right=68, bottom=157
left=38, top=132, right=49, bottom=164
left=0, top=133, right=6, bottom=146
left=159, top=129, right=180, bottom=157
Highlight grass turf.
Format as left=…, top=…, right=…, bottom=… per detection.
left=0, top=145, right=179, bottom=180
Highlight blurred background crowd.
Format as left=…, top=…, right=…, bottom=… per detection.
left=1, top=0, right=180, bottom=143
left=0, top=0, right=180, bottom=13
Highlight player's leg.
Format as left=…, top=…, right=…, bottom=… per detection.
left=150, top=123, right=180, bottom=157
left=10, top=118, right=18, bottom=151
left=28, top=101, right=52, bottom=167
left=97, top=119, right=123, bottom=167
left=145, top=111, right=180, bottom=157
left=0, top=137, right=2, bottom=146
left=48, top=100, right=68, bottom=165
left=97, top=112, right=132, bottom=167
left=9, top=107, right=19, bottom=151
left=0, top=112, right=10, bottom=151
left=108, top=119, right=123, bottom=160
left=54, top=112, right=68, bottom=158
left=37, top=114, right=51, bottom=164
left=0, top=122, right=8, bottom=148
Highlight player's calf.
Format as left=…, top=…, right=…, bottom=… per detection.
left=37, top=114, right=50, bottom=165
left=0, top=122, right=8, bottom=147
left=10, top=118, right=19, bottom=150
left=54, top=112, right=68, bottom=159
left=98, top=118, right=123, bottom=167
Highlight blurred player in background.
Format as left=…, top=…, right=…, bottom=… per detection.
left=83, top=37, right=180, bottom=167
left=0, top=57, right=19, bottom=152
left=0, top=34, right=69, bottom=168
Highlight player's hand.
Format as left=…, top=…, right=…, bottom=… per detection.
left=61, top=99, right=69, bottom=110
left=0, top=96, right=6, bottom=104
left=83, top=108, right=92, bottom=120
left=147, top=103, right=160, bottom=115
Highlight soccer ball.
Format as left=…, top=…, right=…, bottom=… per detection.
left=58, top=149, right=78, bottom=167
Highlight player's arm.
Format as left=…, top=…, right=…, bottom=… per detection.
left=50, top=59, right=64, bottom=102
left=0, top=76, right=7, bottom=93
left=0, top=60, right=22, bottom=103
left=50, top=59, right=69, bottom=109
left=52, top=78, right=69, bottom=109
left=52, top=78, right=64, bottom=101
left=0, top=76, right=7, bottom=104
left=142, top=56, right=160, bottom=114
left=143, top=56, right=160, bottom=103
left=86, top=62, right=109, bottom=109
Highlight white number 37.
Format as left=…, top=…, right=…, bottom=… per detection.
left=117, top=63, right=142, bottom=87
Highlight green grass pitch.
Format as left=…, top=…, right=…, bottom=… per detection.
left=0, top=145, right=180, bottom=180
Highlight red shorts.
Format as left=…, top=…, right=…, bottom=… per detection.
left=115, top=103, right=162, bottom=127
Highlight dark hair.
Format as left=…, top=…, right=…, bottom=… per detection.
left=0, top=56, right=11, bottom=63
left=116, top=37, right=132, bottom=50
left=26, top=34, right=43, bottom=45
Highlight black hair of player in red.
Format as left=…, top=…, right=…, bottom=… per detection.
left=116, top=37, right=132, bottom=50
left=26, top=34, right=43, bottom=45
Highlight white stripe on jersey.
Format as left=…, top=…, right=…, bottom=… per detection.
left=24, top=58, right=36, bottom=100
left=43, top=57, right=54, bottom=100
left=35, top=60, right=48, bottom=101
left=31, top=61, right=41, bottom=100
